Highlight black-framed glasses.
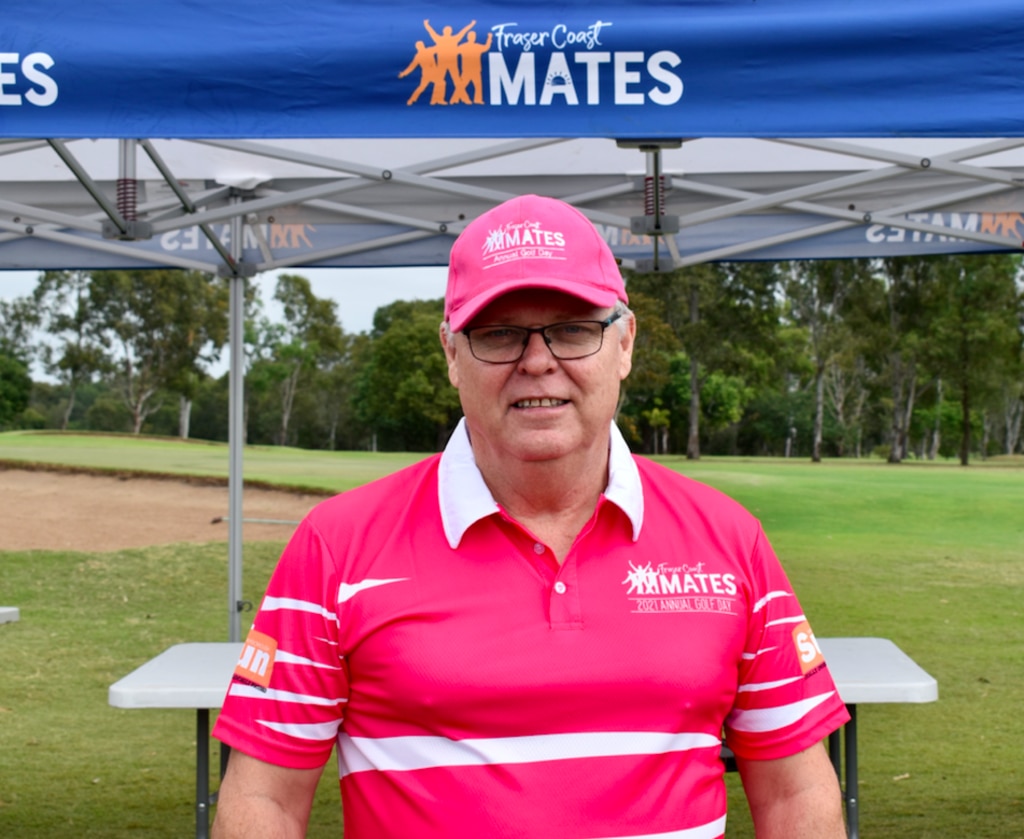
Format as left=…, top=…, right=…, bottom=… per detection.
left=462, top=311, right=622, bottom=364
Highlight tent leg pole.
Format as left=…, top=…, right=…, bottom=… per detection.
left=227, top=202, right=245, bottom=643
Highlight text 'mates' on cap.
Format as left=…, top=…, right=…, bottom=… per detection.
left=445, top=194, right=628, bottom=332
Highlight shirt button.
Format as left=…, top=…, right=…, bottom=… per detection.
left=554, top=581, right=567, bottom=594
left=533, top=542, right=545, bottom=555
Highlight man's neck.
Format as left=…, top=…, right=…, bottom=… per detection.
left=473, top=444, right=610, bottom=564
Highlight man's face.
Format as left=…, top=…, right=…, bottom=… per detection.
left=441, top=288, right=635, bottom=466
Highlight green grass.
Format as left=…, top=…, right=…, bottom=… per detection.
left=0, top=430, right=426, bottom=493
left=1, top=435, right=1022, bottom=837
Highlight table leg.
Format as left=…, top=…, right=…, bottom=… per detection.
left=828, top=706, right=859, bottom=839
left=844, top=704, right=859, bottom=839
left=828, top=728, right=841, bottom=779
left=196, top=709, right=210, bottom=839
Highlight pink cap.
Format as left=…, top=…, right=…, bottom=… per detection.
left=445, top=194, right=627, bottom=332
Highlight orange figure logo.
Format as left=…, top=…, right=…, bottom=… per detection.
left=270, top=223, right=315, bottom=249
left=979, top=212, right=1024, bottom=239
left=400, top=20, right=491, bottom=106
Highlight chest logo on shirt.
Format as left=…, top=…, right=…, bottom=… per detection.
left=622, top=561, right=738, bottom=615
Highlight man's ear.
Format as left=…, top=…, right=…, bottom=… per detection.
left=439, top=323, right=460, bottom=388
left=618, top=315, right=636, bottom=381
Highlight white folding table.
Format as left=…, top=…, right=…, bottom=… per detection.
left=0, top=606, right=20, bottom=624
left=109, top=643, right=240, bottom=839
left=109, top=636, right=937, bottom=839
left=817, top=637, right=938, bottom=839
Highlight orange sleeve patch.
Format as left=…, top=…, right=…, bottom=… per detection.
left=791, top=620, right=824, bottom=674
left=234, top=629, right=278, bottom=688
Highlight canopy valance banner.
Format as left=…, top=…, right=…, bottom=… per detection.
left=4, top=0, right=1024, bottom=139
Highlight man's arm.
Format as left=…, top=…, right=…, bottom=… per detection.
left=212, top=749, right=325, bottom=839
left=736, top=741, right=846, bottom=838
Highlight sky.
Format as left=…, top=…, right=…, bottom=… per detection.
left=0, top=265, right=450, bottom=380
left=0, top=265, right=450, bottom=336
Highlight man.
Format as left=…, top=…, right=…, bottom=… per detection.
left=212, top=195, right=849, bottom=838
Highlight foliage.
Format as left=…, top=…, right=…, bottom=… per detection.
left=625, top=262, right=784, bottom=458
left=87, top=270, right=229, bottom=435
left=0, top=295, right=39, bottom=362
left=3, top=259, right=1023, bottom=459
left=0, top=352, right=32, bottom=428
left=268, top=274, right=345, bottom=445
left=353, top=298, right=461, bottom=451
left=921, top=254, right=1021, bottom=464
left=32, top=271, right=111, bottom=430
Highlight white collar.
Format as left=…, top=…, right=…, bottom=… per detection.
left=438, top=417, right=644, bottom=549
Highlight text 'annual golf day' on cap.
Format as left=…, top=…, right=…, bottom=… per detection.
left=444, top=194, right=628, bottom=332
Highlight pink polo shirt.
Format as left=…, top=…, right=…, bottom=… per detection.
left=213, top=419, right=848, bottom=838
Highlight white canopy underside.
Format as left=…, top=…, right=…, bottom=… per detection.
left=3, top=136, right=1023, bottom=279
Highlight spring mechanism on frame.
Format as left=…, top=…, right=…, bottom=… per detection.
left=116, top=178, right=138, bottom=222
left=644, top=174, right=667, bottom=219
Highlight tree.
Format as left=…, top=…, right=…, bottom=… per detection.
left=872, top=258, right=935, bottom=462
left=823, top=349, right=873, bottom=457
left=784, top=259, right=870, bottom=461
left=267, top=274, right=345, bottom=446
left=32, top=270, right=110, bottom=430
left=0, top=294, right=39, bottom=363
left=353, top=299, right=461, bottom=451
left=0, top=294, right=39, bottom=430
left=89, top=269, right=227, bottom=434
left=617, top=290, right=681, bottom=452
left=626, top=262, right=782, bottom=458
left=0, top=353, right=31, bottom=428
left=923, top=254, right=1021, bottom=465
left=162, top=275, right=229, bottom=438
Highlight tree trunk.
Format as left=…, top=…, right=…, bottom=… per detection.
left=928, top=379, right=942, bottom=460
left=686, top=283, right=700, bottom=460
left=812, top=361, right=825, bottom=462
left=1006, top=395, right=1023, bottom=454
left=278, top=364, right=302, bottom=446
left=900, top=375, right=917, bottom=460
left=888, top=351, right=904, bottom=463
left=60, top=386, right=77, bottom=431
left=959, top=378, right=971, bottom=466
left=687, top=355, right=700, bottom=460
left=178, top=395, right=192, bottom=439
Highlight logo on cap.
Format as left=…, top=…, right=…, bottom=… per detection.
left=482, top=220, right=568, bottom=270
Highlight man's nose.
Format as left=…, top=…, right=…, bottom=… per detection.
left=517, top=330, right=556, bottom=371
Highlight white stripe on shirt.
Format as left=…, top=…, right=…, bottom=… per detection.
left=275, top=649, right=342, bottom=670
left=751, top=590, right=792, bottom=613
left=257, top=718, right=342, bottom=741
left=260, top=596, right=337, bottom=621
left=337, top=730, right=721, bottom=777
left=590, top=814, right=727, bottom=839
left=228, top=682, right=347, bottom=707
left=727, top=691, right=836, bottom=733
left=737, top=675, right=803, bottom=693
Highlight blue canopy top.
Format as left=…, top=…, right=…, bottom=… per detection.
left=4, top=0, right=1024, bottom=139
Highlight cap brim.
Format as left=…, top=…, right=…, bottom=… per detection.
left=448, top=277, right=620, bottom=332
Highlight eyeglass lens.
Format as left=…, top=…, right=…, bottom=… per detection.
left=466, top=317, right=616, bottom=363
